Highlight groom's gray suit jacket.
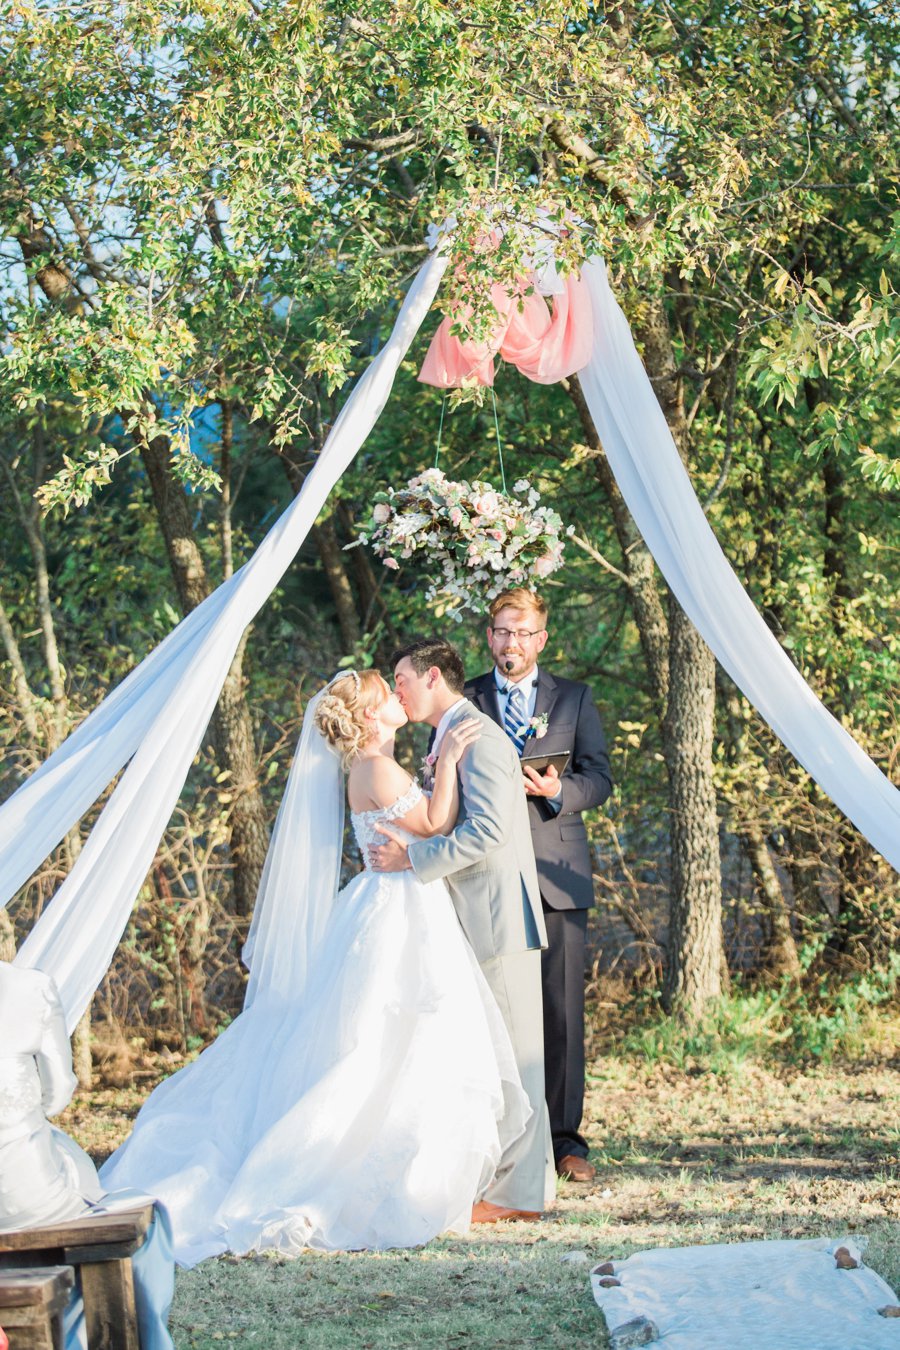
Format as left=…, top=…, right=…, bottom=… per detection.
left=408, top=701, right=547, bottom=963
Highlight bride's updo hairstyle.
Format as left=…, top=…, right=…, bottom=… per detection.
left=314, top=670, right=387, bottom=769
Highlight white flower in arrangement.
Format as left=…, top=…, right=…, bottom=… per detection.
left=352, top=471, right=568, bottom=617
left=393, top=511, right=432, bottom=538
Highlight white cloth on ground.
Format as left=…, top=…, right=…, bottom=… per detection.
left=590, top=1236, right=900, bottom=1350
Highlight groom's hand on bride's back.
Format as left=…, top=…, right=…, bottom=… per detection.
left=370, top=826, right=412, bottom=872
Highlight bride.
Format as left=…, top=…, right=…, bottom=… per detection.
left=101, top=670, right=530, bottom=1265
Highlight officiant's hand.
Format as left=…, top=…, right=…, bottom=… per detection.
left=523, top=763, right=561, bottom=798
left=369, top=826, right=412, bottom=872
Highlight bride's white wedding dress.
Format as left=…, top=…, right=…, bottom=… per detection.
left=101, top=783, right=529, bottom=1266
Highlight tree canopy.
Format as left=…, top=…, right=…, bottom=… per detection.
left=1, top=1, right=897, bottom=1035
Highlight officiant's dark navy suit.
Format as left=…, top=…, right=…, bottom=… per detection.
left=465, top=666, right=613, bottom=1168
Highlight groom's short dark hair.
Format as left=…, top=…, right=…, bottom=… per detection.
left=391, top=637, right=466, bottom=694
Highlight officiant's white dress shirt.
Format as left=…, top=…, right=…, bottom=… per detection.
left=493, top=665, right=539, bottom=719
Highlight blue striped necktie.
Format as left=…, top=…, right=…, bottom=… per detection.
left=503, top=683, right=528, bottom=755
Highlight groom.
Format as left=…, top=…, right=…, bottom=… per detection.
left=369, top=636, right=555, bottom=1222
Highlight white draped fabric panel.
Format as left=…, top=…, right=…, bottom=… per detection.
left=577, top=259, right=900, bottom=870
left=5, top=244, right=898, bottom=1032
left=5, top=251, right=448, bottom=1031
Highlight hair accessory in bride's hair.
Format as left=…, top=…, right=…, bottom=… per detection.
left=328, top=669, right=361, bottom=693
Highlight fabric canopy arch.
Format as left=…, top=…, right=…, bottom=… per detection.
left=3, top=236, right=898, bottom=1031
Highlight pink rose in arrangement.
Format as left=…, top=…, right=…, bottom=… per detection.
left=473, top=491, right=501, bottom=518
left=372, top=502, right=391, bottom=524
left=383, top=557, right=400, bottom=569
left=533, top=554, right=557, bottom=578
left=450, top=507, right=463, bottom=527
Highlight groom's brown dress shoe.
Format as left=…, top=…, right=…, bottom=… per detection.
left=471, top=1200, right=542, bottom=1224
left=556, top=1154, right=595, bottom=1182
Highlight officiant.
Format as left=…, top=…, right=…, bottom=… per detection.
left=465, top=588, right=613, bottom=1184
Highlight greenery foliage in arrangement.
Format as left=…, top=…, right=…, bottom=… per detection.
left=0, top=0, right=897, bottom=1052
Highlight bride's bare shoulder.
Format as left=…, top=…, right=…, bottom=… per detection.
left=347, top=755, right=413, bottom=813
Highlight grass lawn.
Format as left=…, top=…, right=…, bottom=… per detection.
left=63, top=1018, right=900, bottom=1348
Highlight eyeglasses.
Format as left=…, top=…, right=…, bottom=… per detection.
left=490, top=627, right=545, bottom=641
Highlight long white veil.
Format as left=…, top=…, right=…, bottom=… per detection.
left=241, top=682, right=345, bottom=1011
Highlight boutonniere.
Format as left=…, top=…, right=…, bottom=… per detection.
left=421, top=750, right=437, bottom=790
left=520, top=713, right=549, bottom=741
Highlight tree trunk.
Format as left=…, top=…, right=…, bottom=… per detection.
left=0, top=593, right=42, bottom=745
left=213, top=633, right=271, bottom=917
left=661, top=597, right=723, bottom=1015
left=547, top=91, right=723, bottom=1017
left=139, top=431, right=269, bottom=916
left=71, top=1009, right=92, bottom=1087
left=740, top=822, right=801, bottom=980
left=4, top=435, right=96, bottom=1084
left=311, top=519, right=363, bottom=650
left=569, top=299, right=724, bottom=1018
left=822, top=444, right=853, bottom=641
left=636, top=297, right=724, bottom=1018
left=336, top=500, right=399, bottom=657
left=271, top=439, right=373, bottom=655
left=716, top=670, right=799, bottom=982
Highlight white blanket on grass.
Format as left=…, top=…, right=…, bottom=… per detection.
left=591, top=1237, right=900, bottom=1350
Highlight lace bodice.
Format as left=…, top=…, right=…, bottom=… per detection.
left=0, top=1057, right=42, bottom=1131
left=351, top=780, right=423, bottom=863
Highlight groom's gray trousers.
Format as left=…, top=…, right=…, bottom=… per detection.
left=478, top=945, right=556, bottom=1211
left=408, top=703, right=556, bottom=1213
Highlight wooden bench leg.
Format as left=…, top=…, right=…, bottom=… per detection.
left=0, top=1307, right=64, bottom=1350
left=79, top=1259, right=139, bottom=1350
left=0, top=1267, right=74, bottom=1350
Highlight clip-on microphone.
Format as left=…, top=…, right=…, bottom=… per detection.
left=501, top=660, right=514, bottom=695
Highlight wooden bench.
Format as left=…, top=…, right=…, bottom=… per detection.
left=0, top=1206, right=154, bottom=1350
left=0, top=1266, right=74, bottom=1350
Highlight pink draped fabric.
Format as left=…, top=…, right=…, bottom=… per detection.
left=499, top=275, right=593, bottom=385
left=417, top=283, right=515, bottom=388
left=418, top=272, right=593, bottom=389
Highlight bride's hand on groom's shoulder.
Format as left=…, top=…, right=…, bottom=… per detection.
left=440, top=717, right=481, bottom=766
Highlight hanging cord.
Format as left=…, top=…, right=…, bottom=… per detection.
left=433, top=394, right=447, bottom=469
left=490, top=387, right=508, bottom=494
